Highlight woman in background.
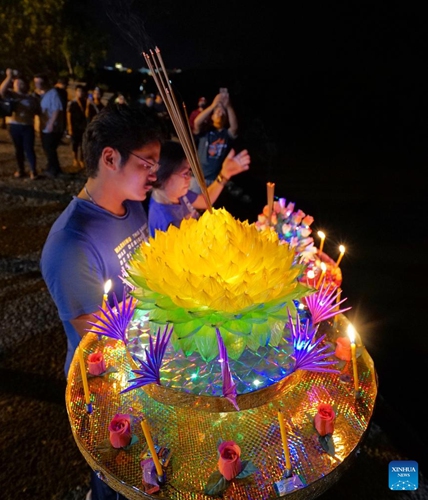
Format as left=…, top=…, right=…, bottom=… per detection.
left=148, top=140, right=250, bottom=237
left=85, top=86, right=105, bottom=124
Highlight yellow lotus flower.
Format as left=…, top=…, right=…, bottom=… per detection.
left=127, top=208, right=312, bottom=361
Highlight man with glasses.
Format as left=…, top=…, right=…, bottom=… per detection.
left=148, top=140, right=250, bottom=237
left=40, top=103, right=166, bottom=500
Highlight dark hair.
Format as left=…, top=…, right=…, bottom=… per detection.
left=57, top=76, right=69, bottom=86
left=83, top=103, right=167, bottom=178
left=152, top=140, right=187, bottom=189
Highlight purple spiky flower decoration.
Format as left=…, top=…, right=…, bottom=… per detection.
left=304, top=281, right=351, bottom=325
left=86, top=286, right=136, bottom=345
left=121, top=325, right=173, bottom=393
left=288, top=309, right=339, bottom=373
left=216, top=328, right=239, bottom=410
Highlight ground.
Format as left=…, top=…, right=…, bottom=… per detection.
left=0, top=127, right=90, bottom=499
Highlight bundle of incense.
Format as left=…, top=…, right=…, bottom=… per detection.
left=142, top=48, right=211, bottom=211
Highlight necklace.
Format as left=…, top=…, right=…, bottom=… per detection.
left=84, top=185, right=98, bottom=206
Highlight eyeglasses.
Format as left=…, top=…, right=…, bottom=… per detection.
left=126, top=150, right=160, bottom=174
left=175, top=169, right=194, bottom=179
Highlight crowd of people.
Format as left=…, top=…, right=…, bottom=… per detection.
left=1, top=66, right=252, bottom=499
left=1, top=69, right=114, bottom=179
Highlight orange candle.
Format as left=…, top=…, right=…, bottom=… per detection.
left=277, top=410, right=292, bottom=470
left=78, top=345, right=91, bottom=406
left=317, top=231, right=326, bottom=254
left=335, top=245, right=345, bottom=267
left=316, top=262, right=327, bottom=288
left=347, top=324, right=359, bottom=393
left=335, top=287, right=342, bottom=311
left=141, top=418, right=163, bottom=477
left=102, top=279, right=112, bottom=310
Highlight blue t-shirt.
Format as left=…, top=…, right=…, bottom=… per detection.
left=197, top=128, right=233, bottom=181
left=148, top=190, right=199, bottom=237
left=40, top=197, right=149, bottom=375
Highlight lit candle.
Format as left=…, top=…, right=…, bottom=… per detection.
left=78, top=345, right=92, bottom=411
left=347, top=324, right=359, bottom=393
left=102, top=279, right=112, bottom=310
left=335, top=245, right=345, bottom=267
left=141, top=417, right=163, bottom=477
left=317, top=231, right=326, bottom=254
left=267, top=182, right=275, bottom=224
left=277, top=410, right=292, bottom=470
left=316, top=262, right=327, bottom=288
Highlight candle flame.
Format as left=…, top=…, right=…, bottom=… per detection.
left=307, top=269, right=315, bottom=279
left=339, top=245, right=345, bottom=254
left=104, top=279, right=112, bottom=294
left=317, top=231, right=326, bottom=240
left=347, top=323, right=355, bottom=343
left=320, top=262, right=327, bottom=272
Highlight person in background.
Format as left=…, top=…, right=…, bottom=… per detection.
left=85, top=86, right=105, bottom=124
left=114, top=92, right=127, bottom=105
left=33, top=73, right=64, bottom=178
left=148, top=139, right=250, bottom=236
left=67, top=84, right=87, bottom=169
left=191, top=90, right=238, bottom=193
left=54, top=76, right=69, bottom=134
left=188, top=96, right=208, bottom=135
left=153, top=93, right=167, bottom=118
left=0, top=68, right=40, bottom=179
left=143, top=93, right=154, bottom=109
left=153, top=92, right=174, bottom=138
left=40, top=103, right=166, bottom=500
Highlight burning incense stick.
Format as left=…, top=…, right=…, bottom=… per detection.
left=142, top=48, right=212, bottom=211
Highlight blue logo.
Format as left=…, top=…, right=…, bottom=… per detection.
left=389, top=460, right=418, bottom=490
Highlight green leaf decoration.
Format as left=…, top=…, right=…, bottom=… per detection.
left=218, top=327, right=247, bottom=360
left=318, top=434, right=335, bottom=456
left=222, top=319, right=252, bottom=335
left=246, top=322, right=270, bottom=351
left=236, top=460, right=258, bottom=479
left=97, top=439, right=119, bottom=460
left=267, top=319, right=286, bottom=346
left=87, top=365, right=118, bottom=379
left=204, top=471, right=229, bottom=496
left=123, top=434, right=139, bottom=449
left=173, top=319, right=203, bottom=337
left=195, top=325, right=219, bottom=361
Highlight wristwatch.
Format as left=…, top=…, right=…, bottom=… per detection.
left=216, top=173, right=230, bottom=186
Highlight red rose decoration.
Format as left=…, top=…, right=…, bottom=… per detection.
left=108, top=414, right=132, bottom=448
left=218, top=441, right=242, bottom=480
left=314, top=403, right=335, bottom=436
left=87, top=351, right=106, bottom=375
left=335, top=337, right=352, bottom=361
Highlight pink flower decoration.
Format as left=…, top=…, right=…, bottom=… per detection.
left=218, top=441, right=242, bottom=480
left=314, top=403, right=335, bottom=436
left=335, top=337, right=352, bottom=361
left=87, top=351, right=106, bottom=376
left=108, top=414, right=132, bottom=448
